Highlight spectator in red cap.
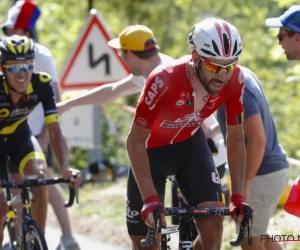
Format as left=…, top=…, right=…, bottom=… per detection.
left=1, top=1, right=80, bottom=249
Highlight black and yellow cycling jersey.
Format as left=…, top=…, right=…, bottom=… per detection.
left=0, top=72, right=58, bottom=177
left=0, top=72, right=59, bottom=135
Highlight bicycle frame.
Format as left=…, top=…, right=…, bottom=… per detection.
left=170, top=180, right=197, bottom=250
left=19, top=183, right=39, bottom=249
left=175, top=213, right=194, bottom=250
left=2, top=174, right=78, bottom=249
left=165, top=176, right=233, bottom=249
left=3, top=165, right=18, bottom=249
left=141, top=206, right=252, bottom=249
left=161, top=209, right=195, bottom=249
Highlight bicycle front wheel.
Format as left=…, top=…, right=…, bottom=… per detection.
left=23, top=222, right=48, bottom=250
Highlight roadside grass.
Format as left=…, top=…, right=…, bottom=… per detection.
left=66, top=177, right=300, bottom=250
left=69, top=178, right=128, bottom=225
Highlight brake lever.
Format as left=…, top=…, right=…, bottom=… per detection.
left=140, top=206, right=163, bottom=248
left=64, top=185, right=75, bottom=207
left=152, top=206, right=163, bottom=247
left=230, top=211, right=253, bottom=247
left=247, top=217, right=253, bottom=246
left=74, top=183, right=79, bottom=204
left=64, top=172, right=79, bottom=207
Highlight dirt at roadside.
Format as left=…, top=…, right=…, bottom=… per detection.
left=46, top=206, right=131, bottom=249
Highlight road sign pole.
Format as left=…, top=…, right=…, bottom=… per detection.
left=88, top=105, right=102, bottom=165
left=58, top=9, right=131, bottom=176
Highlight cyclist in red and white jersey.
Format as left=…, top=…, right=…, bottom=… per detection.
left=126, top=18, right=255, bottom=250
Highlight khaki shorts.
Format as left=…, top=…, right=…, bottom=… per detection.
left=247, top=168, right=289, bottom=236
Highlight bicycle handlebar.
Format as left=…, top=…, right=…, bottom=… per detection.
left=1, top=172, right=79, bottom=208
left=140, top=206, right=252, bottom=248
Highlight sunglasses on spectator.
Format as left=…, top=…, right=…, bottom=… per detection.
left=277, top=33, right=290, bottom=42
left=198, top=55, right=238, bottom=74
left=277, top=28, right=295, bottom=42
left=2, top=63, right=34, bottom=73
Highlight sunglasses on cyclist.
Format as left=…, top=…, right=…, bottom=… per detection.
left=2, top=63, right=34, bottom=73
left=198, top=55, right=238, bottom=74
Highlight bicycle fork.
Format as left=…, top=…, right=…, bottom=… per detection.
left=20, top=187, right=33, bottom=249
left=6, top=205, right=18, bottom=244
left=178, top=217, right=193, bottom=250
left=6, top=193, right=22, bottom=249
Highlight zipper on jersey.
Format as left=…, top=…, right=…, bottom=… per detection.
left=170, top=91, right=198, bottom=144
left=11, top=95, right=25, bottom=111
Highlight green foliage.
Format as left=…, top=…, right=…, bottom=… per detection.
left=1, top=0, right=300, bottom=164
left=100, top=103, right=134, bottom=165
left=68, top=147, right=89, bottom=169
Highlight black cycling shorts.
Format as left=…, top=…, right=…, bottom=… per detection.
left=0, top=130, right=45, bottom=178
left=126, top=127, right=224, bottom=236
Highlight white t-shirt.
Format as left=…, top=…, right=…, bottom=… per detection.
left=131, top=53, right=174, bottom=87
left=203, top=114, right=227, bottom=167
left=27, top=43, right=58, bottom=136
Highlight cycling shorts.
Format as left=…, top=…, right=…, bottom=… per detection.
left=126, top=127, right=224, bottom=236
left=0, top=130, right=45, bottom=178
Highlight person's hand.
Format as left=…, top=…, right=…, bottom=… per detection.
left=56, top=101, right=71, bottom=115
left=141, top=195, right=166, bottom=228
left=62, top=168, right=81, bottom=187
left=229, top=194, right=256, bottom=226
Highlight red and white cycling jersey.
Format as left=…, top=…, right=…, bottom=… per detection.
left=134, top=56, right=244, bottom=148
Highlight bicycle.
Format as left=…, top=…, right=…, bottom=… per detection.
left=140, top=206, right=253, bottom=249
left=2, top=173, right=78, bottom=250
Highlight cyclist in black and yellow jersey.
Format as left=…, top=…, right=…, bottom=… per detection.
left=0, top=35, right=81, bottom=245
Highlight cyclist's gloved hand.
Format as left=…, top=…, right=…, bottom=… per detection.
left=141, top=195, right=166, bottom=228
left=229, top=194, right=255, bottom=226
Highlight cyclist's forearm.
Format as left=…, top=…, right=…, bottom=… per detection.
left=227, top=138, right=246, bottom=195
left=63, top=85, right=115, bottom=108
left=49, top=130, right=69, bottom=172
left=62, top=77, right=140, bottom=109
left=127, top=140, right=156, bottom=200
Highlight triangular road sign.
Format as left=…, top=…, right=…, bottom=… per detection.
left=59, top=9, right=130, bottom=90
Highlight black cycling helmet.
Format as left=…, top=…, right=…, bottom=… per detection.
left=0, top=35, right=35, bottom=64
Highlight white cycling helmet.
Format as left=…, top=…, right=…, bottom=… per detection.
left=188, top=18, right=243, bottom=60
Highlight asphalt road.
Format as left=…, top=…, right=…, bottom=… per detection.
left=3, top=226, right=127, bottom=250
